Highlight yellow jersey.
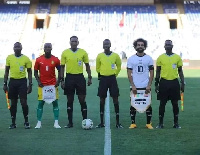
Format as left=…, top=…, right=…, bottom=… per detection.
left=96, top=52, right=121, bottom=76
left=61, top=48, right=89, bottom=74
left=156, top=53, right=183, bottom=80
left=6, top=54, right=32, bottom=79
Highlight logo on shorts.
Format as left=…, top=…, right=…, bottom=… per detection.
left=45, top=88, right=54, bottom=93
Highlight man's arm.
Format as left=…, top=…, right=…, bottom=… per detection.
left=178, top=66, right=185, bottom=92
left=85, top=63, right=92, bottom=86
left=34, top=69, right=43, bottom=87
left=60, top=65, right=65, bottom=89
left=27, top=68, right=32, bottom=94
left=60, top=65, right=65, bottom=80
left=127, top=68, right=134, bottom=87
left=178, top=66, right=184, bottom=83
left=115, top=55, right=122, bottom=76
left=148, top=65, right=154, bottom=87
left=146, top=65, right=154, bottom=94
left=96, top=55, right=102, bottom=80
left=155, top=66, right=161, bottom=93
left=127, top=68, right=137, bottom=94
left=3, top=66, right=10, bottom=93
left=96, top=55, right=100, bottom=73
left=55, top=65, right=61, bottom=87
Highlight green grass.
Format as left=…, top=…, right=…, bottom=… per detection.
left=0, top=69, right=199, bottom=155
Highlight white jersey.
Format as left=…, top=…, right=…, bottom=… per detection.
left=127, top=54, right=153, bottom=88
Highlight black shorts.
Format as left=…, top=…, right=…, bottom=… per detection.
left=158, top=78, right=180, bottom=101
left=97, top=75, right=119, bottom=98
left=64, top=73, right=86, bottom=95
left=8, top=78, right=27, bottom=99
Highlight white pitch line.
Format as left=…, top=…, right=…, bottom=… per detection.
left=104, top=91, right=111, bottom=155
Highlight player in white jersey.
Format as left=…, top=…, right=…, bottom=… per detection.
left=127, top=38, right=154, bottom=129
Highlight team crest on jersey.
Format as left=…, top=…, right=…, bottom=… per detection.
left=51, top=61, right=54, bottom=64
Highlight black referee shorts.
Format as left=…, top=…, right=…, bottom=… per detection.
left=64, top=73, right=86, bottom=96
left=8, top=78, right=27, bottom=99
left=97, top=75, right=119, bottom=98
left=158, top=78, right=180, bottom=101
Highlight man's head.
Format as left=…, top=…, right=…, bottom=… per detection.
left=44, top=43, right=52, bottom=58
left=13, top=42, right=22, bottom=57
left=103, top=39, right=111, bottom=51
left=164, top=40, right=173, bottom=51
left=70, top=36, right=79, bottom=51
left=133, top=38, right=147, bottom=53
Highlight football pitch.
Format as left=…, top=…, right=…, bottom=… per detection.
left=0, top=69, right=199, bottom=155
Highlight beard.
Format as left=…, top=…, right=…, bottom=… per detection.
left=136, top=48, right=144, bottom=53
left=14, top=50, right=21, bottom=56
left=45, top=51, right=51, bottom=58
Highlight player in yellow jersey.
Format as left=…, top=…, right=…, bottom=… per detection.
left=96, top=39, right=123, bottom=128
left=155, top=40, right=185, bottom=129
left=3, top=42, right=32, bottom=129
left=60, top=36, right=92, bottom=128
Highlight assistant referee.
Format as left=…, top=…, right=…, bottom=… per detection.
left=3, top=42, right=32, bottom=129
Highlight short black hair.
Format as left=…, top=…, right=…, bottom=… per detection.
left=70, top=36, right=78, bottom=41
left=14, top=42, right=21, bottom=45
left=133, top=38, right=147, bottom=48
left=44, top=43, right=52, bottom=48
left=165, top=40, right=173, bottom=45
left=103, top=39, right=110, bottom=42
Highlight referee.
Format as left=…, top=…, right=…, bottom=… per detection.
left=96, top=39, right=123, bottom=128
left=155, top=40, right=185, bottom=129
left=3, top=42, right=32, bottom=129
left=60, top=36, right=92, bottom=128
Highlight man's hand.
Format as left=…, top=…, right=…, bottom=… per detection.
left=61, top=81, right=65, bottom=90
left=98, top=73, right=101, bottom=80
left=3, top=84, right=8, bottom=93
left=155, top=85, right=159, bottom=93
left=27, top=85, right=32, bottom=94
left=55, top=81, right=60, bottom=88
left=38, top=81, right=44, bottom=88
left=180, top=83, right=185, bottom=93
left=87, top=78, right=92, bottom=86
left=131, top=85, right=137, bottom=94
left=145, top=85, right=151, bottom=94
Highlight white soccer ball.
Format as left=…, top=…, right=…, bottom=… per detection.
left=82, top=119, right=93, bottom=130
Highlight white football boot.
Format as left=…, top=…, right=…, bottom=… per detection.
left=35, top=121, right=42, bottom=129
left=54, top=120, right=61, bottom=128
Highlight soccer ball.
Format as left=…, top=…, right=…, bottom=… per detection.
left=82, top=119, right=93, bottom=130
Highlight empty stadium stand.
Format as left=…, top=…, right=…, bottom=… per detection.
left=0, top=1, right=200, bottom=68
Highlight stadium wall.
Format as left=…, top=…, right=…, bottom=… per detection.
left=60, top=0, right=154, bottom=5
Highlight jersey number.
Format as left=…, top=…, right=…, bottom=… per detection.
left=137, top=66, right=143, bottom=72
